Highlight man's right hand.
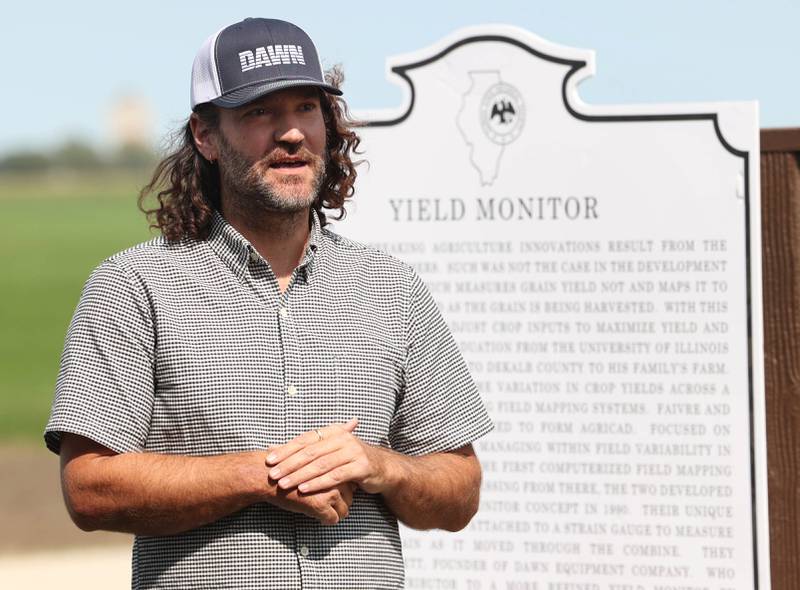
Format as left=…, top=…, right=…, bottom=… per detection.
left=268, top=481, right=355, bottom=525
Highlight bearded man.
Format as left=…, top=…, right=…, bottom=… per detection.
left=46, top=17, right=492, bottom=589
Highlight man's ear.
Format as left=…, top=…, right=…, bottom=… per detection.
left=190, top=112, right=219, bottom=162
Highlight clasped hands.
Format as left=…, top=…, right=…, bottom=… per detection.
left=264, top=418, right=392, bottom=525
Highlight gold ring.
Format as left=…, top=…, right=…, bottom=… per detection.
left=314, top=429, right=323, bottom=442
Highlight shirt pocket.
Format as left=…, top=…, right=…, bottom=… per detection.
left=334, top=342, right=404, bottom=447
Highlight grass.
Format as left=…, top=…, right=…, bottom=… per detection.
left=0, top=172, right=156, bottom=443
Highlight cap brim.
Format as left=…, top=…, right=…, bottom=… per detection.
left=210, top=78, right=342, bottom=109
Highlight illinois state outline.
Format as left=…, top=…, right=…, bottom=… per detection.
left=456, top=70, right=505, bottom=186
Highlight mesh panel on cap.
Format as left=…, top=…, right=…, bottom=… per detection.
left=190, top=28, right=224, bottom=109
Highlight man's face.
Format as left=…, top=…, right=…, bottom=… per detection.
left=213, top=86, right=327, bottom=214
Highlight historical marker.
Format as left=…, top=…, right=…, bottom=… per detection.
left=333, top=25, right=769, bottom=590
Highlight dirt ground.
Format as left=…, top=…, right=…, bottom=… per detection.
left=0, top=443, right=131, bottom=554
left=0, top=545, right=131, bottom=588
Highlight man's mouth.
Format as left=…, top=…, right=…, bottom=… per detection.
left=269, top=158, right=307, bottom=169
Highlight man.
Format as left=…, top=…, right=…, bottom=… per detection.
left=46, top=17, right=492, bottom=589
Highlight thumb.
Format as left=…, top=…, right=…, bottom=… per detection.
left=343, top=417, right=359, bottom=432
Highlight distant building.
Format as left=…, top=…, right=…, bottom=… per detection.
left=108, top=95, right=155, bottom=149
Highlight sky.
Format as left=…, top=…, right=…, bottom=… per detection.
left=1, top=0, right=797, bottom=154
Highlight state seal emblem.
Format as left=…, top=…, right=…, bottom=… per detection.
left=480, top=82, right=525, bottom=145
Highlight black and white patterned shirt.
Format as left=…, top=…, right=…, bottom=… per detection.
left=45, top=210, right=493, bottom=590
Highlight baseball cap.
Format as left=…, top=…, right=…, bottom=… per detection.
left=190, top=18, right=342, bottom=110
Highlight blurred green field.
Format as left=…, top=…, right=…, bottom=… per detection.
left=0, top=172, right=156, bottom=443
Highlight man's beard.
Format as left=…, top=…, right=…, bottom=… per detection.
left=216, top=132, right=326, bottom=215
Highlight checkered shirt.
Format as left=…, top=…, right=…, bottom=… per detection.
left=45, top=209, right=493, bottom=590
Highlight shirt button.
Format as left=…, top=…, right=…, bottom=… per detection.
left=299, top=545, right=310, bottom=557
left=249, top=250, right=259, bottom=262
left=279, top=307, right=289, bottom=318
left=287, top=385, right=298, bottom=396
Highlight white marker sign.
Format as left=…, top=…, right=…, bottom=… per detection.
left=334, top=25, right=769, bottom=590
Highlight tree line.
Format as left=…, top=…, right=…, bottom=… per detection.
left=0, top=140, right=155, bottom=173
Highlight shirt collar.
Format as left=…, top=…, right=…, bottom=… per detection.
left=206, top=209, right=324, bottom=279
left=301, top=208, right=323, bottom=277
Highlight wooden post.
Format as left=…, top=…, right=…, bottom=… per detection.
left=760, top=127, right=800, bottom=589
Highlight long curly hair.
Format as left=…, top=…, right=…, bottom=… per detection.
left=139, top=67, right=361, bottom=241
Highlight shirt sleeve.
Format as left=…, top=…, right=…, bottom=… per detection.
left=44, top=259, right=156, bottom=455
left=388, top=271, right=493, bottom=456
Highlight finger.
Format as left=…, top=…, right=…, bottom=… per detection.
left=276, top=448, right=354, bottom=489
left=269, top=437, right=352, bottom=481
left=340, top=482, right=355, bottom=506
left=266, top=420, right=358, bottom=466
left=331, top=493, right=349, bottom=522
left=265, top=430, right=321, bottom=466
left=295, top=464, right=361, bottom=494
left=314, top=504, right=340, bottom=526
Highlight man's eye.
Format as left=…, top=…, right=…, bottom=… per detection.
left=247, top=108, right=269, bottom=117
left=300, top=102, right=318, bottom=112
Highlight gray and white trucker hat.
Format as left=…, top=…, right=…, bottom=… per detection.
left=190, top=18, right=342, bottom=110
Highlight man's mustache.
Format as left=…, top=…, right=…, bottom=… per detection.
left=259, top=146, right=324, bottom=168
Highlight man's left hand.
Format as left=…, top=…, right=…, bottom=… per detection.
left=265, top=419, right=394, bottom=495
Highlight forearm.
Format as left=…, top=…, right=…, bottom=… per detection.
left=265, top=424, right=483, bottom=532
left=377, top=446, right=482, bottom=532
left=62, top=448, right=268, bottom=536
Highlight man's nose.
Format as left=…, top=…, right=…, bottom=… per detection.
left=274, top=125, right=305, bottom=146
